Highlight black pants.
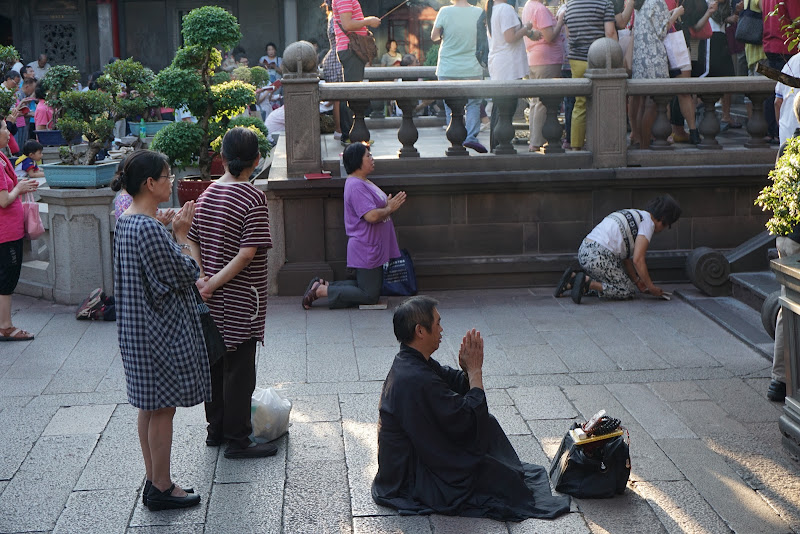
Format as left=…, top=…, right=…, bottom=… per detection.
left=337, top=49, right=366, bottom=139
left=0, top=239, right=23, bottom=296
left=326, top=266, right=382, bottom=309
left=205, top=338, right=257, bottom=448
left=766, top=52, right=791, bottom=138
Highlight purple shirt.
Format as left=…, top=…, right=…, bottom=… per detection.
left=344, top=176, right=401, bottom=269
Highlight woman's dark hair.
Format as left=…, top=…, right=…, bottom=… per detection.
left=644, top=194, right=682, bottom=228
left=393, top=296, right=439, bottom=344
left=265, top=42, right=278, bottom=53
left=342, top=142, right=369, bottom=175
left=34, top=85, right=46, bottom=100
left=221, top=127, right=260, bottom=177
left=634, top=0, right=646, bottom=10
left=386, top=39, right=397, bottom=52
left=486, top=0, right=494, bottom=36
left=110, top=150, right=169, bottom=196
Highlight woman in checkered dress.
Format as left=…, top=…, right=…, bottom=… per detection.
left=113, top=150, right=210, bottom=511
left=322, top=0, right=345, bottom=139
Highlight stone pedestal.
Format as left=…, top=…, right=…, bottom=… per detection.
left=282, top=41, right=323, bottom=177
left=37, top=188, right=116, bottom=305
left=772, top=254, right=800, bottom=456
left=584, top=38, right=628, bottom=168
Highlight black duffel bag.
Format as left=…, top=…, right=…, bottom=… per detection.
left=549, top=422, right=631, bottom=498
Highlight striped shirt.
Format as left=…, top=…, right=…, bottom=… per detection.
left=564, top=0, right=615, bottom=61
left=188, top=181, right=271, bottom=350
left=333, top=0, right=369, bottom=52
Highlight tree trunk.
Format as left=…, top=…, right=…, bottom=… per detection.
left=757, top=63, right=800, bottom=88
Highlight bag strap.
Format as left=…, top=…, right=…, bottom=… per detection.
left=607, top=210, right=642, bottom=258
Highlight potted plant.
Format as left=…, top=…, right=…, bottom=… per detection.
left=35, top=65, right=84, bottom=147
left=151, top=5, right=269, bottom=203
left=96, top=58, right=168, bottom=137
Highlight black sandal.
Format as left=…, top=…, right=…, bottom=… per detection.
left=571, top=272, right=591, bottom=304
left=554, top=267, right=580, bottom=298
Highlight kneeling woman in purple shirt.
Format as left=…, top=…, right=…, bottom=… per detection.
left=303, top=142, right=407, bottom=309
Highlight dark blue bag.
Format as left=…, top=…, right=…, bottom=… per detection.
left=381, top=249, right=417, bottom=296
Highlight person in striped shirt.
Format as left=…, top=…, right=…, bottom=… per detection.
left=563, top=0, right=616, bottom=150
left=187, top=127, right=277, bottom=459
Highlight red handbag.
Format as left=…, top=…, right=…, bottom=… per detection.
left=689, top=20, right=712, bottom=40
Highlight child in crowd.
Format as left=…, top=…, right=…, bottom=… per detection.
left=33, top=85, right=54, bottom=131
left=14, top=140, right=44, bottom=179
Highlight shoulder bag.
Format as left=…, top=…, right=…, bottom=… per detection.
left=193, top=286, right=226, bottom=367
left=337, top=20, right=378, bottom=64
left=735, top=6, right=763, bottom=44
left=381, top=249, right=417, bottom=296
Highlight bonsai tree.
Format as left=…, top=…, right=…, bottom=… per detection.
left=39, top=65, right=81, bottom=124
left=96, top=58, right=159, bottom=123
left=0, top=46, right=20, bottom=118
left=55, top=89, right=116, bottom=165
left=756, top=137, right=800, bottom=236
left=152, top=6, right=267, bottom=179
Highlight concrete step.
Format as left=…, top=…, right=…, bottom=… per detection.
left=730, top=271, right=780, bottom=312
left=675, top=285, right=773, bottom=359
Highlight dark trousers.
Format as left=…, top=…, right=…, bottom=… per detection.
left=326, top=266, right=382, bottom=309
left=562, top=69, right=575, bottom=143
left=205, top=338, right=257, bottom=448
left=766, top=53, right=791, bottom=138
left=337, top=49, right=366, bottom=139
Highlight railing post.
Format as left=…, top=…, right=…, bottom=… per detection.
left=698, top=93, right=723, bottom=150
left=396, top=99, right=420, bottom=158
left=745, top=92, right=770, bottom=149
left=349, top=100, right=371, bottom=144
left=650, top=95, right=674, bottom=150
left=444, top=97, right=469, bottom=156
left=282, top=41, right=322, bottom=176
left=540, top=96, right=565, bottom=154
left=493, top=97, right=517, bottom=155
left=583, top=38, right=628, bottom=168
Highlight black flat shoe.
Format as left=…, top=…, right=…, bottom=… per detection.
left=142, top=480, right=194, bottom=506
left=767, top=380, right=786, bottom=402
left=146, top=483, right=201, bottom=511
left=223, top=441, right=278, bottom=459
left=554, top=267, right=580, bottom=298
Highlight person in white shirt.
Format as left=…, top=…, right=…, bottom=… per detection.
left=555, top=195, right=682, bottom=303
left=775, top=53, right=800, bottom=146
left=26, top=54, right=51, bottom=81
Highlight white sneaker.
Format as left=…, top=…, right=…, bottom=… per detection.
left=333, top=132, right=342, bottom=140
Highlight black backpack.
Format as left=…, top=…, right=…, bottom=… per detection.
left=476, top=11, right=489, bottom=68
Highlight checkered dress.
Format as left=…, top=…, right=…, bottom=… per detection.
left=322, top=16, right=344, bottom=82
left=114, top=215, right=212, bottom=410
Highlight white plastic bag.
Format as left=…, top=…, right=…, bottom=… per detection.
left=250, top=387, right=292, bottom=442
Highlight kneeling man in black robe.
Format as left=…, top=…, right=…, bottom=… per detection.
left=372, top=296, right=571, bottom=521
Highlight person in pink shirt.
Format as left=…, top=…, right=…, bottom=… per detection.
left=522, top=0, right=564, bottom=151
left=0, top=116, right=38, bottom=341
left=33, top=85, right=54, bottom=130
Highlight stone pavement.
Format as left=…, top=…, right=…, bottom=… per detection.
left=1, top=286, right=799, bottom=533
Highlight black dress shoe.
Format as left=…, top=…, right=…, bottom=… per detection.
left=146, top=483, right=201, bottom=511
left=223, top=441, right=278, bottom=459
left=142, top=480, right=194, bottom=506
left=768, top=380, right=786, bottom=402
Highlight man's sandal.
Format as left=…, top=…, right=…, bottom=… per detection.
left=0, top=327, right=34, bottom=341
left=554, top=267, right=581, bottom=298
left=571, top=272, right=592, bottom=304
left=302, top=278, right=322, bottom=310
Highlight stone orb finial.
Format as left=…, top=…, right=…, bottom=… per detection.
left=587, top=37, right=624, bottom=70
left=283, top=41, right=319, bottom=75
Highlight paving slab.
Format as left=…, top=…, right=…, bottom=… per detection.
left=576, top=487, right=669, bottom=534
left=283, top=459, right=353, bottom=534
left=503, top=344, right=569, bottom=375
left=204, top=481, right=284, bottom=534
left=213, top=434, right=287, bottom=485
left=571, top=366, right=733, bottom=385
left=633, top=480, right=732, bottom=534
left=53, top=488, right=136, bottom=534
left=290, top=394, right=341, bottom=423
left=607, top=383, right=696, bottom=440
left=286, top=421, right=345, bottom=464
left=657, top=438, right=792, bottom=534
left=25, top=390, right=129, bottom=408
left=648, top=381, right=711, bottom=402
left=429, top=514, right=509, bottom=534
left=509, top=512, right=591, bottom=534
left=75, top=415, right=143, bottom=491
left=491, top=405, right=530, bottom=436
left=126, top=526, right=204, bottom=534
left=0, top=404, right=59, bottom=480
left=307, top=343, right=359, bottom=383
left=668, top=400, right=750, bottom=437
left=600, top=343, right=672, bottom=371
left=506, top=386, right=578, bottom=421
left=353, top=515, right=432, bottom=534
left=258, top=333, right=307, bottom=384
left=0, top=434, right=98, bottom=533
left=355, top=345, right=398, bottom=382
left=697, top=378, right=784, bottom=423
left=485, top=388, right=515, bottom=406
left=42, top=404, right=115, bottom=436
left=540, top=331, right=619, bottom=373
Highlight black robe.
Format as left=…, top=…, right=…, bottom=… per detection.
left=371, top=344, right=571, bottom=521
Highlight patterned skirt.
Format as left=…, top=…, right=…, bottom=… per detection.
left=322, top=49, right=344, bottom=83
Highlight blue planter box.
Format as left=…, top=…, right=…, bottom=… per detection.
left=128, top=120, right=172, bottom=137
left=42, top=160, right=120, bottom=188
left=35, top=130, right=82, bottom=146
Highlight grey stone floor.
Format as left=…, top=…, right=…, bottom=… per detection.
left=1, top=286, right=798, bottom=533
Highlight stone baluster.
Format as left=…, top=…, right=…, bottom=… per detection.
left=348, top=100, right=371, bottom=144
left=650, top=95, right=674, bottom=150
left=540, top=96, right=565, bottom=154
left=395, top=99, right=420, bottom=158
left=444, top=97, right=468, bottom=156
left=370, top=100, right=386, bottom=119
left=744, top=93, right=769, bottom=149
left=698, top=93, right=723, bottom=150
left=493, top=97, right=517, bottom=155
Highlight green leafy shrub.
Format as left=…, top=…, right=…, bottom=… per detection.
left=152, top=5, right=259, bottom=178
left=756, top=137, right=800, bottom=236
left=212, top=71, right=232, bottom=85
left=0, top=45, right=19, bottom=75
left=231, top=66, right=252, bottom=83
left=209, top=117, right=271, bottom=159
left=40, top=65, right=81, bottom=118
left=250, top=66, right=270, bottom=88
left=96, top=58, right=159, bottom=122
left=56, top=90, right=116, bottom=165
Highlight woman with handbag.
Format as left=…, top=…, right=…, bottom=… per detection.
left=186, top=127, right=277, bottom=460
left=113, top=150, right=209, bottom=510
left=630, top=0, right=684, bottom=149
left=303, top=141, right=407, bottom=309
left=0, top=116, right=38, bottom=341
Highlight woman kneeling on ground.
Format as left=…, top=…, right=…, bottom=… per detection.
left=556, top=194, right=682, bottom=304
left=303, top=142, right=407, bottom=309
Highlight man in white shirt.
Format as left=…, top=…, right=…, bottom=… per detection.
left=775, top=53, right=800, bottom=146
left=27, top=54, right=51, bottom=81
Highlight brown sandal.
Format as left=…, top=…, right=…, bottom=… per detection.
left=302, top=280, right=321, bottom=310
left=0, top=327, right=34, bottom=341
